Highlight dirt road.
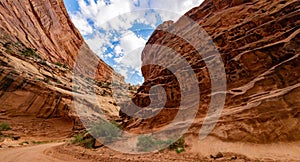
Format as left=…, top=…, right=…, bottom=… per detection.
left=0, top=143, right=67, bottom=162
left=1, top=138, right=300, bottom=162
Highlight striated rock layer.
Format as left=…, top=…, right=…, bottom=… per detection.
left=0, top=0, right=122, bottom=133
left=0, top=0, right=115, bottom=82
left=123, top=0, right=300, bottom=143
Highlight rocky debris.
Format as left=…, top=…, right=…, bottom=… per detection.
left=0, top=138, right=21, bottom=148
left=12, top=135, right=20, bottom=141
left=122, top=0, right=300, bottom=143
left=231, top=156, right=237, bottom=160
left=210, top=152, right=224, bottom=160
left=94, top=140, right=104, bottom=148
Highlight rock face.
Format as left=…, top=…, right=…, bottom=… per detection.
left=0, top=0, right=81, bottom=65
left=0, top=0, right=115, bottom=82
left=123, top=0, right=300, bottom=143
left=0, top=0, right=122, bottom=133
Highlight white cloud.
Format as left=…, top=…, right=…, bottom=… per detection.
left=113, top=31, right=146, bottom=81
left=85, top=31, right=113, bottom=57
left=150, top=0, right=200, bottom=15
left=106, top=53, right=114, bottom=58
left=115, top=33, right=146, bottom=72
left=114, top=45, right=123, bottom=56
left=149, top=0, right=202, bottom=21
left=68, top=0, right=203, bottom=84
left=70, top=13, right=93, bottom=35
left=119, top=31, right=146, bottom=58
left=70, top=0, right=202, bottom=33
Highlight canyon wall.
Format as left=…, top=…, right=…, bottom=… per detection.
left=0, top=0, right=121, bottom=132
left=123, top=0, right=300, bottom=143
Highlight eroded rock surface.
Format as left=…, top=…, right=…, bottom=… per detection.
left=0, top=0, right=122, bottom=133
left=123, top=0, right=300, bottom=143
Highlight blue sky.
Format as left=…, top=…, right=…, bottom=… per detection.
left=63, top=0, right=202, bottom=85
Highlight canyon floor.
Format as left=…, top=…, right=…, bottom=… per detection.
left=0, top=96, right=299, bottom=162
left=1, top=117, right=300, bottom=162
left=1, top=137, right=300, bottom=162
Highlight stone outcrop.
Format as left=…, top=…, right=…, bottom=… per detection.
left=0, top=0, right=115, bottom=82
left=0, top=0, right=122, bottom=132
left=123, top=0, right=300, bottom=143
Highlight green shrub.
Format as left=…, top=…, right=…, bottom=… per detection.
left=0, top=123, right=11, bottom=131
left=110, top=121, right=123, bottom=129
left=32, top=141, right=46, bottom=144
left=81, top=138, right=94, bottom=149
left=169, top=136, right=185, bottom=149
left=72, top=133, right=84, bottom=144
left=137, top=135, right=156, bottom=152
left=22, top=141, right=29, bottom=144
left=137, top=135, right=173, bottom=152
left=21, top=48, right=40, bottom=58
left=89, top=119, right=121, bottom=144
left=175, top=146, right=185, bottom=154
left=55, top=62, right=68, bottom=69
left=137, top=135, right=185, bottom=153
left=72, top=132, right=95, bottom=149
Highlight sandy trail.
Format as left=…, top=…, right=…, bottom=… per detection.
left=1, top=137, right=299, bottom=162
left=0, top=143, right=66, bottom=162
left=188, top=136, right=300, bottom=161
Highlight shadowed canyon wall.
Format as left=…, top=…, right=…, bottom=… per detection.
left=0, top=0, right=122, bottom=131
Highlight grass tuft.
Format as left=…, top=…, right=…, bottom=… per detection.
left=0, top=123, right=11, bottom=131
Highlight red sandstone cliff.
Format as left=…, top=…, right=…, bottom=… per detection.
left=123, top=0, right=300, bottom=143
left=0, top=0, right=121, bottom=135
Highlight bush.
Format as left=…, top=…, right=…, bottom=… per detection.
left=72, top=133, right=84, bottom=144
left=21, top=48, right=39, bottom=58
left=81, top=138, right=94, bottom=149
left=137, top=135, right=185, bottom=153
left=55, top=62, right=68, bottom=69
left=0, top=123, right=11, bottom=131
left=137, top=135, right=173, bottom=152
left=169, top=136, right=185, bottom=154
left=89, top=119, right=121, bottom=144
left=72, top=120, right=122, bottom=148
left=137, top=135, right=156, bottom=152
left=72, top=132, right=95, bottom=149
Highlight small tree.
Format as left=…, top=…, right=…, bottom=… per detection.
left=89, top=119, right=121, bottom=144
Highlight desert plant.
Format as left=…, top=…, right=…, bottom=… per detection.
left=81, top=138, right=94, bottom=149
left=137, top=135, right=185, bottom=153
left=175, top=146, right=185, bottom=154
left=72, top=132, right=95, bottom=149
left=110, top=121, right=123, bottom=129
left=32, top=141, right=44, bottom=144
left=0, top=123, right=11, bottom=131
left=23, top=141, right=29, bottom=144
left=21, top=48, right=40, bottom=58
left=89, top=119, right=121, bottom=144
left=137, top=135, right=173, bottom=152
left=169, top=136, right=185, bottom=152
left=72, top=133, right=84, bottom=144
left=137, top=135, right=156, bottom=152
left=55, top=62, right=68, bottom=69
